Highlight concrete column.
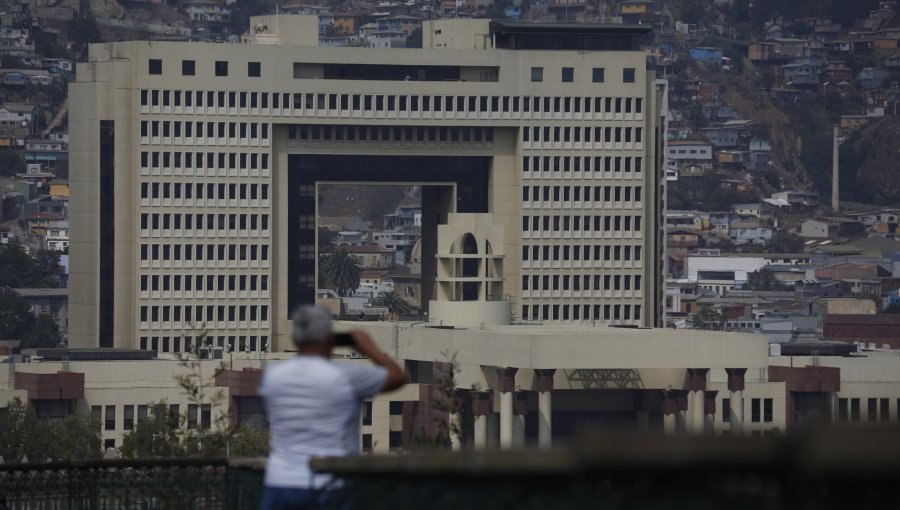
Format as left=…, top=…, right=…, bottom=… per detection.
left=449, top=412, right=461, bottom=451
left=727, top=368, right=747, bottom=436
left=663, top=413, right=677, bottom=435
left=496, top=367, right=517, bottom=450
left=662, top=390, right=678, bottom=435
left=473, top=414, right=487, bottom=450
left=500, top=390, right=513, bottom=449
left=690, top=390, right=705, bottom=434
left=538, top=391, right=552, bottom=448
left=731, top=390, right=744, bottom=435
left=687, top=368, right=709, bottom=435
left=471, top=390, right=491, bottom=451
left=535, top=369, right=555, bottom=449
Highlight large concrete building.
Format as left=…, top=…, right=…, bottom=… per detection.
left=68, top=16, right=668, bottom=353
left=4, top=324, right=900, bottom=451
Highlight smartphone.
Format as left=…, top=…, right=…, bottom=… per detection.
left=334, top=333, right=354, bottom=347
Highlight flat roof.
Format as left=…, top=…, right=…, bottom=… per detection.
left=490, top=21, right=653, bottom=35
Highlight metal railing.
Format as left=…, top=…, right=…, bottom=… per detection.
left=0, top=458, right=228, bottom=510
left=2, top=426, right=900, bottom=510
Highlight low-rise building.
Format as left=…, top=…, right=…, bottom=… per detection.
left=344, top=244, right=396, bottom=269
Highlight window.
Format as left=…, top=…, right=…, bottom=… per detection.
left=105, top=405, right=115, bottom=430
left=868, top=398, right=878, bottom=422
left=182, top=60, right=195, bottom=76
left=722, top=398, right=731, bottom=423
left=763, top=398, right=773, bottom=422
left=751, top=398, right=760, bottom=423
left=531, top=67, right=543, bottom=82
left=850, top=398, right=860, bottom=422
left=592, top=67, right=605, bottom=83
left=215, top=61, right=228, bottom=77
left=362, top=401, right=373, bottom=426
left=149, top=59, right=162, bottom=75
left=248, top=61, right=261, bottom=77
left=124, top=405, right=134, bottom=430
left=623, top=67, right=636, bottom=83
left=561, top=67, right=574, bottom=82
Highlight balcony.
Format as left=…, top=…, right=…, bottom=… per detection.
left=1, top=427, right=898, bottom=509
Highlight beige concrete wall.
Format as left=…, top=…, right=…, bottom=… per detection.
left=70, top=35, right=663, bottom=353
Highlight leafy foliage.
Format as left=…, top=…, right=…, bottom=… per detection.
left=21, top=314, right=60, bottom=349
left=0, top=244, right=61, bottom=288
left=119, top=402, right=186, bottom=459
left=692, top=308, right=727, bottom=330
left=0, top=397, right=101, bottom=463
left=766, top=230, right=804, bottom=254
left=373, top=290, right=410, bottom=316
left=0, top=150, right=25, bottom=176
left=321, top=247, right=361, bottom=297
left=743, top=268, right=786, bottom=291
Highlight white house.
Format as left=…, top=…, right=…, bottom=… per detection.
left=44, top=220, right=68, bottom=251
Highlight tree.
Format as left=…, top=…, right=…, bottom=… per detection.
left=54, top=414, right=103, bottom=461
left=767, top=230, right=804, bottom=254
left=119, top=402, right=185, bottom=459
left=321, top=247, right=361, bottom=297
left=21, top=314, right=60, bottom=349
left=0, top=244, right=61, bottom=288
left=0, top=289, right=35, bottom=340
left=373, top=290, right=410, bottom=316
left=406, top=27, right=422, bottom=48
left=68, top=15, right=102, bottom=50
left=744, top=268, right=786, bottom=291
left=0, top=397, right=101, bottom=463
left=0, top=150, right=25, bottom=176
left=0, top=398, right=52, bottom=463
left=692, top=308, right=727, bottom=330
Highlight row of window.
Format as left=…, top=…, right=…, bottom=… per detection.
left=139, top=243, right=270, bottom=263
left=149, top=58, right=258, bottom=78
left=139, top=304, right=270, bottom=324
left=139, top=88, right=644, bottom=117
left=140, top=274, right=269, bottom=293
left=140, top=151, right=270, bottom=172
left=530, top=66, right=635, bottom=84
left=836, top=397, right=895, bottom=423
left=521, top=273, right=643, bottom=293
left=523, top=185, right=643, bottom=205
left=523, top=125, right=643, bottom=144
left=139, top=335, right=270, bottom=353
left=521, top=303, right=642, bottom=322
left=521, top=214, right=643, bottom=234
left=522, top=244, right=643, bottom=263
left=140, top=182, right=270, bottom=202
left=139, top=120, right=270, bottom=142
left=522, top=155, right=643, bottom=175
left=139, top=213, right=269, bottom=234
left=93, top=403, right=212, bottom=432
left=722, top=398, right=774, bottom=423
left=289, top=124, right=494, bottom=145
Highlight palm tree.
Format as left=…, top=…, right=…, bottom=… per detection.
left=373, top=290, right=411, bottom=316
left=321, top=247, right=361, bottom=297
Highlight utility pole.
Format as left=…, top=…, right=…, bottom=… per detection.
left=832, top=125, right=839, bottom=213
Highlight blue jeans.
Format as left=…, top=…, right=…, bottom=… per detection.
left=260, top=486, right=334, bottom=510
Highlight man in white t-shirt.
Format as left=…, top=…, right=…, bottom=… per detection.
left=259, top=305, right=407, bottom=509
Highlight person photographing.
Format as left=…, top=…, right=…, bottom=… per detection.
left=259, top=305, right=407, bottom=509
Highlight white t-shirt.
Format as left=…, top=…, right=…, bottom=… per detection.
left=259, top=356, right=387, bottom=489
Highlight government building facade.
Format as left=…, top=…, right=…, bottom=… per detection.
left=68, top=17, right=667, bottom=352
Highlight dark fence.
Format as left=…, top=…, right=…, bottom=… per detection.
left=2, top=426, right=900, bottom=510
left=0, top=458, right=228, bottom=510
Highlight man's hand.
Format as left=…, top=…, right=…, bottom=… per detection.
left=350, top=331, right=408, bottom=392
